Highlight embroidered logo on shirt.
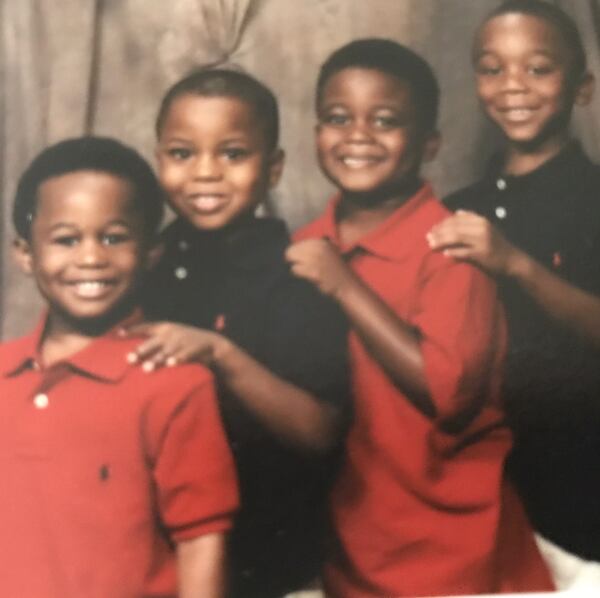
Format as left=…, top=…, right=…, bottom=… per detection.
left=214, top=314, right=226, bottom=331
left=552, top=251, right=562, bottom=268
left=99, top=464, right=111, bottom=481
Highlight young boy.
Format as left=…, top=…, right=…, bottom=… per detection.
left=288, top=38, right=553, bottom=597
left=427, top=0, right=600, bottom=587
left=0, top=136, right=238, bottom=598
left=123, top=69, right=350, bottom=598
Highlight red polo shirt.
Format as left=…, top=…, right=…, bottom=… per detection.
left=294, top=183, right=553, bottom=597
left=0, top=313, right=238, bottom=598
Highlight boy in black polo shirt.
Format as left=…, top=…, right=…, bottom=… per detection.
left=123, top=68, right=350, bottom=598
left=427, top=0, right=600, bottom=586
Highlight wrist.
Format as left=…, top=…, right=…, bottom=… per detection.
left=209, top=334, right=235, bottom=368
left=506, top=247, right=533, bottom=281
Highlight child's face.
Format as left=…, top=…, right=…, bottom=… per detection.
left=474, top=13, right=590, bottom=150
left=316, top=67, right=435, bottom=199
left=15, top=171, right=148, bottom=334
left=156, top=94, right=283, bottom=231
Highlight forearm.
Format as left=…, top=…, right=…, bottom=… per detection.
left=510, top=250, right=600, bottom=346
left=334, top=274, right=434, bottom=416
left=177, top=533, right=226, bottom=598
left=211, top=338, right=340, bottom=453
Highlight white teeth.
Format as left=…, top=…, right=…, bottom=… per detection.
left=190, top=196, right=223, bottom=211
left=341, top=157, right=377, bottom=169
left=73, top=281, right=108, bottom=298
left=504, top=108, right=534, bottom=122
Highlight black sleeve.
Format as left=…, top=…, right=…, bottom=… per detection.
left=259, top=275, right=351, bottom=419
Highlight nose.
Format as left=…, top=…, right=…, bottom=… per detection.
left=347, top=118, right=374, bottom=143
left=501, top=66, right=527, bottom=93
left=77, top=239, right=108, bottom=268
left=193, top=153, right=222, bottom=180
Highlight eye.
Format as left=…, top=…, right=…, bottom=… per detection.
left=166, top=147, right=192, bottom=160
left=373, top=115, right=402, bottom=129
left=476, top=64, right=502, bottom=76
left=101, top=232, right=131, bottom=245
left=528, top=63, right=555, bottom=76
left=52, top=235, right=78, bottom=247
left=222, top=147, right=250, bottom=160
left=321, top=112, right=349, bottom=126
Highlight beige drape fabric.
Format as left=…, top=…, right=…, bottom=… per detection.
left=2, top=0, right=600, bottom=338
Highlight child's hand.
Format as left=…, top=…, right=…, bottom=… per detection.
left=119, top=322, right=224, bottom=372
left=286, top=239, right=356, bottom=298
left=426, top=210, right=524, bottom=276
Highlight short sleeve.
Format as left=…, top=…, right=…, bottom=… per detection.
left=260, top=276, right=351, bottom=416
left=411, top=256, right=506, bottom=429
left=143, top=368, right=239, bottom=542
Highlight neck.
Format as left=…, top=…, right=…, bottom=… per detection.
left=40, top=304, right=134, bottom=367
left=336, top=178, right=422, bottom=246
left=503, top=133, right=571, bottom=176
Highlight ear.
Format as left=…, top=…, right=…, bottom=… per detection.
left=574, top=72, right=595, bottom=107
left=13, top=237, right=34, bottom=275
left=422, top=130, right=442, bottom=163
left=267, top=148, right=285, bottom=189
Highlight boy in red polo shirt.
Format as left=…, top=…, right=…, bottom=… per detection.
left=288, top=38, right=553, bottom=597
left=0, top=137, right=238, bottom=598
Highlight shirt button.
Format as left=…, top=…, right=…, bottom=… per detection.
left=495, top=206, right=507, bottom=219
left=174, top=266, right=188, bottom=280
left=496, top=178, right=507, bottom=190
left=178, top=240, right=189, bottom=251
left=33, top=393, right=49, bottom=409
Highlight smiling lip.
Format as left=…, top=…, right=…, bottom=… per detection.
left=187, top=194, right=227, bottom=213
left=66, top=280, right=116, bottom=299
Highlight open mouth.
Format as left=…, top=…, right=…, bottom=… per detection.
left=499, top=107, right=537, bottom=123
left=188, top=194, right=226, bottom=213
left=68, top=280, right=115, bottom=299
left=339, top=155, right=383, bottom=169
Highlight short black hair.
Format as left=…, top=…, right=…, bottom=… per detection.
left=482, top=0, right=587, bottom=77
left=155, top=67, right=280, bottom=152
left=13, top=136, right=164, bottom=240
left=316, top=38, right=440, bottom=132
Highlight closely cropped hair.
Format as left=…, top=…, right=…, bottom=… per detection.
left=316, top=38, right=440, bottom=132
left=484, top=0, right=587, bottom=77
left=13, top=136, right=164, bottom=240
left=155, top=67, right=280, bottom=152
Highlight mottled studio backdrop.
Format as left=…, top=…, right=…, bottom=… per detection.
left=2, top=0, right=600, bottom=338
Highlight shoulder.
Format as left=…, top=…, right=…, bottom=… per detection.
left=442, top=180, right=486, bottom=213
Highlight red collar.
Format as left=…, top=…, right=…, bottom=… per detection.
left=0, top=309, right=144, bottom=383
left=316, top=182, right=437, bottom=261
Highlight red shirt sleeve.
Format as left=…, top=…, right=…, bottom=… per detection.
left=143, top=366, right=239, bottom=542
left=412, top=253, right=507, bottom=430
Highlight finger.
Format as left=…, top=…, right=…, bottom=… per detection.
left=127, top=336, right=168, bottom=364
left=441, top=246, right=481, bottom=262
left=142, top=351, right=168, bottom=373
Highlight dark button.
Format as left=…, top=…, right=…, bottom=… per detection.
left=99, top=464, right=110, bottom=481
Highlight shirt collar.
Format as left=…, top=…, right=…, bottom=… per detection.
left=1, top=310, right=143, bottom=382
left=484, top=140, right=585, bottom=192
left=165, top=216, right=290, bottom=271
left=319, top=182, right=436, bottom=261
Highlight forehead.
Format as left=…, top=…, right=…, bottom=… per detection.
left=320, top=67, right=414, bottom=109
left=476, top=13, right=573, bottom=61
left=161, top=93, right=263, bottom=137
left=36, top=170, right=137, bottom=222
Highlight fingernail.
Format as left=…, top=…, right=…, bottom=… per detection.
left=142, top=361, right=155, bottom=372
left=166, top=357, right=177, bottom=367
left=126, top=352, right=138, bottom=363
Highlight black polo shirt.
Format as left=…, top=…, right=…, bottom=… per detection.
left=445, top=142, right=600, bottom=560
left=142, top=216, right=350, bottom=598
